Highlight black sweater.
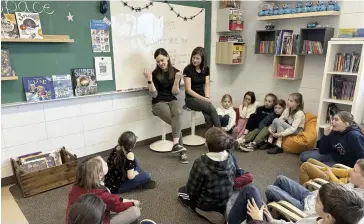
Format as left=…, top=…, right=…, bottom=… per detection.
left=245, top=106, right=274, bottom=131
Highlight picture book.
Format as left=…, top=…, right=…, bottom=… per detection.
left=1, top=13, right=20, bottom=38
left=20, top=158, right=48, bottom=174
left=71, top=69, right=97, bottom=96
left=1, top=49, right=13, bottom=77
left=15, top=12, right=43, bottom=39
left=23, top=76, right=55, bottom=102
left=52, top=74, right=74, bottom=99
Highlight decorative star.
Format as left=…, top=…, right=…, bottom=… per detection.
left=123, top=2, right=128, bottom=6
left=67, top=12, right=74, bottom=21
left=177, top=13, right=180, bottom=17
left=184, top=17, right=187, bottom=21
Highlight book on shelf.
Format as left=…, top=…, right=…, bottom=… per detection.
left=330, top=75, right=356, bottom=101
left=1, top=13, right=20, bottom=38
left=232, top=45, right=243, bottom=63
left=71, top=68, right=97, bottom=96
left=1, top=49, right=14, bottom=77
left=52, top=74, right=74, bottom=99
left=333, top=52, right=361, bottom=73
left=302, top=40, right=323, bottom=55
left=220, top=0, right=240, bottom=9
left=15, top=12, right=43, bottom=39
left=275, top=30, right=297, bottom=55
left=23, top=76, right=56, bottom=102
left=259, top=41, right=274, bottom=53
left=219, top=35, right=243, bottom=43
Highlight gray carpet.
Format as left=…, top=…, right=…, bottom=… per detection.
left=9, top=136, right=301, bottom=224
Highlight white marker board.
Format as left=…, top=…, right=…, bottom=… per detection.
left=110, top=1, right=205, bottom=91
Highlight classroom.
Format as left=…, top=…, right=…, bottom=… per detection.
left=1, top=0, right=364, bottom=224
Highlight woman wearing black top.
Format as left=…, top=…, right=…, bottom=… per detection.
left=184, top=47, right=220, bottom=129
left=143, top=48, right=188, bottom=164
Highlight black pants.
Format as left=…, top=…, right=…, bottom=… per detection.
left=185, top=98, right=221, bottom=129
left=219, top=115, right=230, bottom=128
left=177, top=186, right=225, bottom=214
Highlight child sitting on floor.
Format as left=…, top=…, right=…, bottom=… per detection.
left=299, top=158, right=352, bottom=185
left=105, top=131, right=156, bottom=194
left=239, top=93, right=277, bottom=142
left=240, top=99, right=285, bottom=152
left=66, top=156, right=141, bottom=224
left=232, top=91, right=258, bottom=139
left=177, top=127, right=236, bottom=224
left=266, top=92, right=305, bottom=154
left=231, top=182, right=364, bottom=224
left=216, top=94, right=236, bottom=132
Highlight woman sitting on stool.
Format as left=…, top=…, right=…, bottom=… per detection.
left=143, top=48, right=188, bottom=164
left=300, top=111, right=364, bottom=167
left=184, top=47, right=220, bottom=129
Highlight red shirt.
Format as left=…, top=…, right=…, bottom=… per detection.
left=66, top=185, right=134, bottom=224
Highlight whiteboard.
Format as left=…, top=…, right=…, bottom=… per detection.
left=110, top=1, right=205, bottom=91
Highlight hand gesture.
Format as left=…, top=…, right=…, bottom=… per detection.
left=143, top=69, right=152, bottom=81
left=247, top=198, right=264, bottom=221
left=175, top=72, right=183, bottom=80
left=134, top=170, right=139, bottom=176
left=272, top=132, right=281, bottom=138
left=324, top=126, right=332, bottom=136
left=243, top=101, right=248, bottom=107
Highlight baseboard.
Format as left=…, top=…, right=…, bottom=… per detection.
left=1, top=124, right=205, bottom=187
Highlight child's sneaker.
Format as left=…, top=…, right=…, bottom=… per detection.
left=267, top=146, right=283, bottom=154
left=140, top=219, right=157, bottom=224
left=240, top=142, right=254, bottom=152
left=195, top=208, right=225, bottom=224
left=180, top=152, right=189, bottom=164
left=171, top=143, right=187, bottom=153
left=255, top=141, right=266, bottom=149
left=260, top=142, right=275, bottom=150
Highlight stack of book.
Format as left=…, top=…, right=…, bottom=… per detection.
left=302, top=40, right=323, bottom=54
left=330, top=75, right=356, bottom=101
left=275, top=31, right=299, bottom=55
left=259, top=41, right=274, bottom=53
left=219, top=35, right=243, bottom=43
left=333, top=52, right=361, bottom=73
left=18, top=150, right=63, bottom=174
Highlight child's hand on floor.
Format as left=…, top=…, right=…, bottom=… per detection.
left=272, top=132, right=282, bottom=138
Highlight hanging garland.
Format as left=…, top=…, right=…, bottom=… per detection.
left=120, top=0, right=153, bottom=12
left=165, top=0, right=204, bottom=21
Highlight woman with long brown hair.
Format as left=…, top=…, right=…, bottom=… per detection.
left=143, top=48, right=188, bottom=164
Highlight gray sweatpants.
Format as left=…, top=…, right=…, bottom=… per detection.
left=269, top=118, right=302, bottom=136
left=152, top=100, right=183, bottom=145
left=110, top=206, right=141, bottom=224
left=185, top=98, right=221, bottom=129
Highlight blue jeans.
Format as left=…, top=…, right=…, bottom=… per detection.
left=229, top=152, right=244, bottom=176
left=228, top=184, right=263, bottom=224
left=265, top=176, right=310, bottom=210
left=300, top=150, right=336, bottom=166
left=117, top=160, right=152, bottom=194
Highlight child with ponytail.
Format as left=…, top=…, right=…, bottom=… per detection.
left=105, top=131, right=156, bottom=193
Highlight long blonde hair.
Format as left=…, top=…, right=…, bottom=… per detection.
left=75, top=156, right=104, bottom=190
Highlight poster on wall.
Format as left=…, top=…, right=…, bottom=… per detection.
left=90, top=20, right=110, bottom=52
left=94, top=57, right=113, bottom=81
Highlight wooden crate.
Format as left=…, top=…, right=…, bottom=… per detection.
left=11, top=147, right=77, bottom=197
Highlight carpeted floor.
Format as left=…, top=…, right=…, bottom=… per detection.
left=9, top=134, right=301, bottom=224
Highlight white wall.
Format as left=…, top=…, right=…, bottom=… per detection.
left=0, top=1, right=233, bottom=178
left=230, top=1, right=364, bottom=114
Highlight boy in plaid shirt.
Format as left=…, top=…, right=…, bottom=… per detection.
left=178, top=127, right=235, bottom=224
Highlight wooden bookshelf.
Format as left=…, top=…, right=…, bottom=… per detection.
left=327, top=71, right=358, bottom=76
left=322, top=98, right=353, bottom=105
left=215, top=42, right=245, bottom=64
left=1, top=76, right=18, bottom=81
left=1, top=35, right=74, bottom=43
left=273, top=55, right=304, bottom=80
left=257, top=11, right=340, bottom=21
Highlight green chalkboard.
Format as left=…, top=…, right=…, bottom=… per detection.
left=1, top=1, right=211, bottom=104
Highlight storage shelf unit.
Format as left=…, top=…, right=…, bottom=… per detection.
left=257, top=11, right=340, bottom=21
left=273, top=55, right=304, bottom=80
left=215, top=42, right=245, bottom=65
left=1, top=35, right=74, bottom=43
left=1, top=76, right=18, bottom=81
left=299, top=28, right=334, bottom=55
left=255, top=30, right=279, bottom=54
left=317, top=38, right=364, bottom=135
